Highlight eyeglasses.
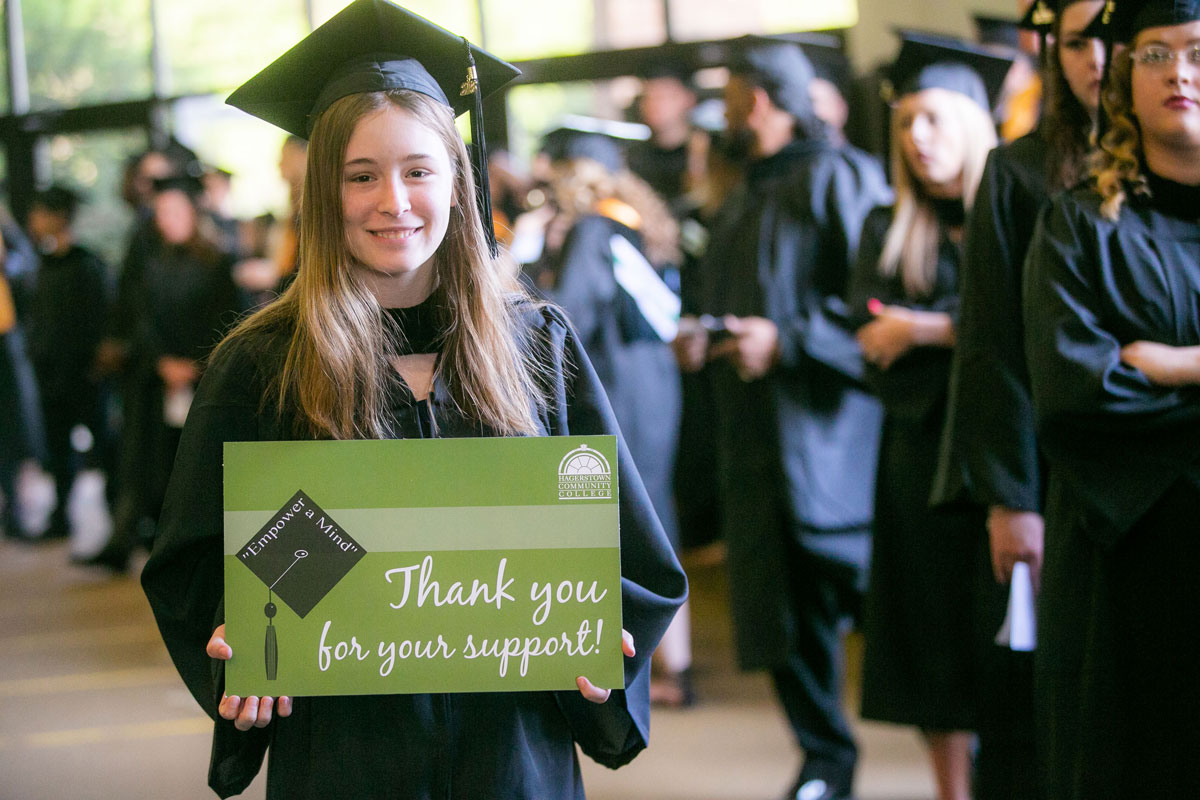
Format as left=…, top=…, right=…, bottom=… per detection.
left=1130, top=44, right=1200, bottom=69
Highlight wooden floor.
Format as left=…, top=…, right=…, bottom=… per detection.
left=0, top=531, right=936, bottom=800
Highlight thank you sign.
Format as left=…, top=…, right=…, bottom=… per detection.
left=223, top=436, right=623, bottom=697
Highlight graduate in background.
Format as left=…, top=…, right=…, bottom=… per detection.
left=931, top=3, right=1105, bottom=796
left=532, top=131, right=692, bottom=706
left=90, top=175, right=244, bottom=571
left=848, top=35, right=1008, bottom=800
left=140, top=3, right=685, bottom=797
left=627, top=63, right=700, bottom=215
left=1023, top=2, right=1200, bottom=795
left=675, top=37, right=890, bottom=800
left=25, top=187, right=110, bottom=543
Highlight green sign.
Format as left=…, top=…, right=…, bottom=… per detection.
left=222, top=436, right=623, bottom=697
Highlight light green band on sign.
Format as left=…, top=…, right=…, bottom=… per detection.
left=224, top=504, right=619, bottom=556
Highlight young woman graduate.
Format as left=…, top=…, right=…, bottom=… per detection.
left=1023, top=1, right=1200, bottom=796
left=138, top=2, right=687, bottom=798
left=929, top=2, right=1106, bottom=796
left=848, top=34, right=1008, bottom=800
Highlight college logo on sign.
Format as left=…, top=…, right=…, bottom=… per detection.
left=557, top=444, right=612, bottom=501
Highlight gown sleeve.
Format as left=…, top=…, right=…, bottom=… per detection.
left=1023, top=195, right=1200, bottom=546
left=535, top=305, right=688, bottom=769
left=936, top=148, right=1042, bottom=510
left=544, top=216, right=617, bottom=345
left=140, top=338, right=272, bottom=798
left=773, top=149, right=891, bottom=383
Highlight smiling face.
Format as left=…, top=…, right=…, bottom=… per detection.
left=895, top=88, right=969, bottom=197
left=341, top=104, right=456, bottom=299
left=1131, top=20, right=1200, bottom=152
left=1057, top=0, right=1107, bottom=113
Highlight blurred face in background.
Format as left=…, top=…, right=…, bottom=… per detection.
left=638, top=76, right=695, bottom=139
left=1057, top=0, right=1107, bottom=113
left=134, top=152, right=172, bottom=208
left=27, top=206, right=68, bottom=243
left=154, top=189, right=199, bottom=246
left=896, top=88, right=969, bottom=197
left=809, top=77, right=849, bottom=139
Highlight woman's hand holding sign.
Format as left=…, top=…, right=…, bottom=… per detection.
left=576, top=629, right=635, bottom=703
left=208, top=624, right=293, bottom=730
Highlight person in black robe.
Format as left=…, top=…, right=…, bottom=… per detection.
left=674, top=37, right=890, bottom=800
left=1022, top=2, right=1200, bottom=796
left=25, top=186, right=111, bottom=542
left=0, top=215, right=43, bottom=540
left=532, top=130, right=692, bottom=705
left=849, top=38, right=1010, bottom=800
left=930, top=3, right=1106, bottom=797
left=141, top=4, right=686, bottom=798
left=91, top=175, right=243, bottom=570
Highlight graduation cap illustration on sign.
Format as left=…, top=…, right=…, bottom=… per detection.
left=237, top=490, right=367, bottom=679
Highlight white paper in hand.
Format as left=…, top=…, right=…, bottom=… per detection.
left=994, top=561, right=1037, bottom=652
left=610, top=234, right=680, bottom=342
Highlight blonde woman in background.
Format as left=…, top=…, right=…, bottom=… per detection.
left=848, top=36, right=1005, bottom=800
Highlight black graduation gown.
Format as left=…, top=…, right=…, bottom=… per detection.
left=542, top=215, right=682, bottom=549
left=849, top=205, right=983, bottom=731
left=696, top=138, right=890, bottom=670
left=626, top=139, right=689, bottom=213
left=930, top=132, right=1049, bottom=799
left=1023, top=181, right=1200, bottom=799
left=117, top=239, right=243, bottom=524
left=27, top=244, right=109, bottom=415
left=140, top=301, right=687, bottom=800
left=933, top=131, right=1049, bottom=510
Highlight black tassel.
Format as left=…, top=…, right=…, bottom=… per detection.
left=265, top=592, right=278, bottom=681
left=461, top=37, right=498, bottom=257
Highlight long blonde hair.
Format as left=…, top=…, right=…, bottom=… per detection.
left=1092, top=49, right=1147, bottom=220
left=548, top=158, right=681, bottom=267
left=879, top=90, right=996, bottom=297
left=216, top=90, right=544, bottom=439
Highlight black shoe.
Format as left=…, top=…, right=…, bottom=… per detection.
left=73, top=539, right=132, bottom=573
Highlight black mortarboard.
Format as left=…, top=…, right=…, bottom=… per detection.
left=888, top=31, right=1017, bottom=111
left=797, top=35, right=854, bottom=97
left=152, top=174, right=206, bottom=199
left=1084, top=0, right=1200, bottom=42
left=226, top=0, right=520, bottom=255
left=237, top=490, right=367, bottom=620
left=539, top=116, right=649, bottom=173
left=31, top=186, right=81, bottom=220
left=728, top=35, right=817, bottom=120
left=974, top=15, right=1023, bottom=49
left=635, top=61, right=697, bottom=92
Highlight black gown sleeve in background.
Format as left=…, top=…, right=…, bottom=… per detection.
left=772, top=146, right=892, bottom=383
left=1023, top=192, right=1200, bottom=547
left=933, top=136, right=1048, bottom=510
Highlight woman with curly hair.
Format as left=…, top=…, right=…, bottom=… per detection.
left=529, top=131, right=692, bottom=705
left=1023, top=1, right=1200, bottom=797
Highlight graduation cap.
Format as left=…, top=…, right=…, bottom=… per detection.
left=1019, top=0, right=1060, bottom=36
left=226, top=0, right=520, bottom=256
left=974, top=14, right=1023, bottom=49
left=635, top=60, right=697, bottom=92
left=152, top=174, right=206, bottom=199
left=887, top=31, right=1017, bottom=112
left=1083, top=0, right=1200, bottom=42
left=728, top=35, right=817, bottom=120
left=793, top=33, right=854, bottom=98
left=236, top=490, right=367, bottom=679
left=539, top=116, right=650, bottom=173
